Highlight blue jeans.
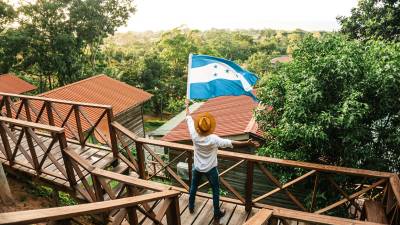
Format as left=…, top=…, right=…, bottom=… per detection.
left=189, top=167, right=222, bottom=218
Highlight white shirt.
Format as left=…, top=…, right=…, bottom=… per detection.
left=186, top=116, right=233, bottom=172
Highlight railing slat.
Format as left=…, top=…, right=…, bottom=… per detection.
left=0, top=190, right=180, bottom=225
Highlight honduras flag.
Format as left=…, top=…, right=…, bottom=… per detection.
left=187, top=54, right=259, bottom=101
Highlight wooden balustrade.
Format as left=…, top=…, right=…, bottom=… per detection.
left=0, top=114, right=399, bottom=224
left=0, top=190, right=181, bottom=225
left=0, top=116, right=74, bottom=183
left=111, top=121, right=400, bottom=224
left=0, top=92, right=118, bottom=157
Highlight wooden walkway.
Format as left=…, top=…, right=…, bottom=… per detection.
left=0, top=128, right=255, bottom=224
left=120, top=194, right=259, bottom=225
left=0, top=129, right=116, bottom=188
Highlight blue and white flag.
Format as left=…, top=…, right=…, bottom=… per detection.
left=187, top=54, right=259, bottom=101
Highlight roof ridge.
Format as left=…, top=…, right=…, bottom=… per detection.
left=38, top=74, right=105, bottom=96
left=244, top=116, right=256, bottom=133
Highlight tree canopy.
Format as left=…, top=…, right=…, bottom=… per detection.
left=0, top=0, right=135, bottom=91
left=338, top=0, right=400, bottom=41
left=255, top=35, right=400, bottom=172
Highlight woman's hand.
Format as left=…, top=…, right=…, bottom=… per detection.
left=247, top=139, right=260, bottom=148
left=185, top=99, right=190, bottom=115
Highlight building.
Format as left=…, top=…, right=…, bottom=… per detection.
left=0, top=73, right=37, bottom=97
left=162, top=95, right=264, bottom=148
left=38, top=74, right=152, bottom=142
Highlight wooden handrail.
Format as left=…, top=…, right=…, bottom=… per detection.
left=0, top=190, right=180, bottom=225
left=0, top=116, right=64, bottom=133
left=112, top=121, right=393, bottom=178
left=243, top=208, right=272, bottom=225
left=0, top=92, right=112, bottom=109
left=389, top=175, right=400, bottom=207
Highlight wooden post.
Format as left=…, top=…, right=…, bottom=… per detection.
left=46, top=101, right=55, bottom=126
left=25, top=127, right=40, bottom=173
left=135, top=142, right=146, bottom=179
left=106, top=108, right=119, bottom=159
left=73, top=105, right=85, bottom=146
left=92, top=175, right=105, bottom=202
left=126, top=187, right=139, bottom=224
left=58, top=133, right=76, bottom=186
left=127, top=206, right=139, bottom=224
left=245, top=160, right=254, bottom=211
left=187, top=151, right=193, bottom=185
left=0, top=162, right=14, bottom=205
left=0, top=122, right=13, bottom=162
left=92, top=175, right=108, bottom=222
left=4, top=96, right=12, bottom=118
left=166, top=196, right=181, bottom=225
left=22, top=99, right=32, bottom=122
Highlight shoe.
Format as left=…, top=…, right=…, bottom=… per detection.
left=214, top=208, right=226, bottom=220
left=189, top=207, right=194, bottom=214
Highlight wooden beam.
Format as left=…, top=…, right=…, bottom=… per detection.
left=143, top=144, right=189, bottom=190
left=0, top=190, right=180, bottom=225
left=243, top=208, right=272, bottom=225
left=245, top=160, right=254, bottom=211
left=253, top=202, right=388, bottom=225
left=92, top=167, right=169, bottom=192
left=389, top=175, right=400, bottom=208
left=315, top=178, right=387, bottom=214
left=0, top=162, right=14, bottom=206
left=0, top=116, right=64, bottom=133
left=112, top=121, right=393, bottom=179
left=198, top=159, right=244, bottom=189
left=257, top=163, right=307, bottom=211
left=253, top=170, right=316, bottom=203
left=0, top=92, right=112, bottom=109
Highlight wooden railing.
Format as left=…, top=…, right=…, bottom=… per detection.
left=112, top=121, right=400, bottom=224
left=0, top=190, right=181, bottom=225
left=0, top=92, right=118, bottom=157
left=243, top=209, right=272, bottom=225
left=0, top=116, right=74, bottom=183
left=1, top=115, right=399, bottom=224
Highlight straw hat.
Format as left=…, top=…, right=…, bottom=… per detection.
left=194, top=112, right=216, bottom=136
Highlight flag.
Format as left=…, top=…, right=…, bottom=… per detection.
left=187, top=54, right=259, bottom=101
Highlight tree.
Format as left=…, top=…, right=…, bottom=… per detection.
left=0, top=0, right=15, bottom=32
left=119, top=51, right=168, bottom=114
left=255, top=35, right=400, bottom=173
left=338, top=0, right=400, bottom=41
left=1, top=0, right=135, bottom=91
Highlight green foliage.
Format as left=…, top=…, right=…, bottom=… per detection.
left=0, top=0, right=135, bottom=91
left=0, top=1, right=15, bottom=32
left=338, top=0, right=400, bottom=41
left=255, top=34, right=400, bottom=173
left=58, top=191, right=77, bottom=206
left=144, top=120, right=166, bottom=132
left=107, top=28, right=309, bottom=114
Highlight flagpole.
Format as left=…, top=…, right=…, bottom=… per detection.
left=186, top=53, right=193, bottom=100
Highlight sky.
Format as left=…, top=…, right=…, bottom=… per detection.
left=118, top=0, right=359, bottom=32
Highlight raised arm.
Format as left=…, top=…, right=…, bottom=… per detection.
left=185, top=99, right=190, bottom=116
left=232, top=139, right=260, bottom=148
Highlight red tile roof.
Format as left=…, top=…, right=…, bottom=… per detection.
left=162, top=95, right=263, bottom=142
left=0, top=73, right=37, bottom=94
left=35, top=75, right=152, bottom=141
left=38, top=74, right=152, bottom=116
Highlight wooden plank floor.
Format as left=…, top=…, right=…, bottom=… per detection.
left=0, top=129, right=115, bottom=187
left=0, top=129, right=258, bottom=225
left=135, top=194, right=258, bottom=225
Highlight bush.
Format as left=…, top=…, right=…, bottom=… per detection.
left=255, top=34, right=400, bottom=173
